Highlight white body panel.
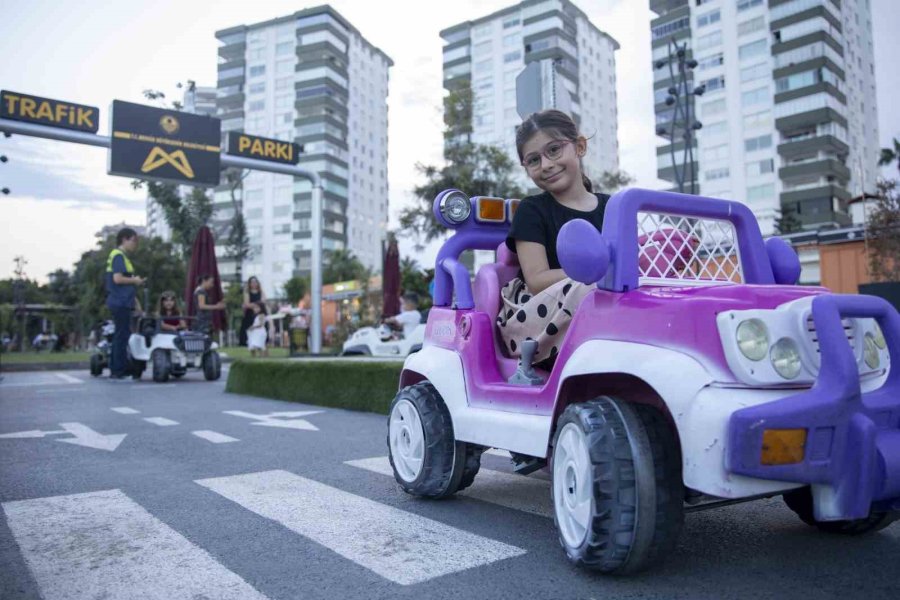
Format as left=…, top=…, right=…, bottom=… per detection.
left=128, top=333, right=216, bottom=365
left=344, top=324, right=425, bottom=358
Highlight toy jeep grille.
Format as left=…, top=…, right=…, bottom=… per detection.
left=805, top=315, right=856, bottom=366
left=183, top=338, right=206, bottom=353
left=637, top=212, right=744, bottom=286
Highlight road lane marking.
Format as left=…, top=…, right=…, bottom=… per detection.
left=54, top=373, right=83, bottom=384
left=111, top=407, right=140, bottom=414
left=1, top=489, right=269, bottom=600
left=196, top=470, right=526, bottom=585
left=346, top=456, right=552, bottom=519
left=192, top=430, right=239, bottom=444
left=0, top=423, right=126, bottom=452
left=143, top=417, right=179, bottom=426
left=223, top=410, right=321, bottom=431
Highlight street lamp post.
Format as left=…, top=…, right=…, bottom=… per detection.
left=654, top=38, right=705, bottom=195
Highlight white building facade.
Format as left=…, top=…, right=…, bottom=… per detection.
left=215, top=6, right=392, bottom=298
left=651, top=0, right=879, bottom=237
left=441, top=0, right=621, bottom=195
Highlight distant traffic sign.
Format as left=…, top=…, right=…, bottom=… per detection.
left=226, top=132, right=300, bottom=165
left=108, top=100, right=221, bottom=186
left=1, top=90, right=99, bottom=133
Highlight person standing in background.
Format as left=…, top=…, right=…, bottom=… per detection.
left=239, top=276, right=266, bottom=346
left=106, top=228, right=144, bottom=379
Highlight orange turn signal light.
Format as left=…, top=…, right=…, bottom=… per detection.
left=760, top=428, right=807, bottom=465
left=508, top=199, right=521, bottom=220
left=476, top=197, right=506, bottom=222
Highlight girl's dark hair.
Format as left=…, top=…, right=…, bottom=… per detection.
left=246, top=276, right=260, bottom=291
left=156, top=290, right=180, bottom=316
left=515, top=109, right=593, bottom=192
left=197, top=273, right=213, bottom=285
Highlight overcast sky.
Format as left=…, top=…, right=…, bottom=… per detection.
left=1, top=0, right=897, bottom=281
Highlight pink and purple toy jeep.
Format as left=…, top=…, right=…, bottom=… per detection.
left=386, top=188, right=899, bottom=574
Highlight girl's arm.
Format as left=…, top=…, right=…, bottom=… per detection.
left=160, top=321, right=178, bottom=333
left=516, top=240, right=567, bottom=294
left=198, top=293, right=226, bottom=311
left=242, top=290, right=252, bottom=310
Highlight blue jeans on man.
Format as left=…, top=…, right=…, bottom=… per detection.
left=109, top=306, right=132, bottom=377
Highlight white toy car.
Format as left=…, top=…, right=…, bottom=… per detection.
left=342, top=322, right=425, bottom=357
left=128, top=316, right=221, bottom=382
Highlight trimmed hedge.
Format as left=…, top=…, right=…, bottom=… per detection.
left=225, top=359, right=404, bottom=414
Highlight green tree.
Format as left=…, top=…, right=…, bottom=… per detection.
left=399, top=87, right=525, bottom=248
left=131, top=181, right=214, bottom=258
left=323, top=249, right=369, bottom=285
left=46, top=269, right=79, bottom=306
left=596, top=170, right=634, bottom=193
left=0, top=278, right=47, bottom=304
left=399, top=257, right=433, bottom=310
left=867, top=179, right=900, bottom=282
left=879, top=138, right=900, bottom=176
left=73, top=235, right=186, bottom=326
left=223, top=169, right=251, bottom=283
left=774, top=207, right=803, bottom=236
left=283, top=276, right=310, bottom=305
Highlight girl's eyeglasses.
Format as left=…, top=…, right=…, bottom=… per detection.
left=521, top=140, right=572, bottom=171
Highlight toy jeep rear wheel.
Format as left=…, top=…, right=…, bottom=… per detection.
left=152, top=349, right=171, bottom=383
left=782, top=487, right=898, bottom=534
left=203, top=351, right=221, bottom=381
left=89, top=354, right=103, bottom=377
left=387, top=381, right=480, bottom=498
left=551, top=397, right=683, bottom=574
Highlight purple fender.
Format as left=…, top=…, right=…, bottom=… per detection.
left=727, top=294, right=900, bottom=520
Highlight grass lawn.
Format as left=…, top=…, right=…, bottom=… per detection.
left=219, top=347, right=290, bottom=360
left=1, top=352, right=91, bottom=364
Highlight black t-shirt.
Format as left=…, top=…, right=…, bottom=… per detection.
left=505, top=191, right=610, bottom=271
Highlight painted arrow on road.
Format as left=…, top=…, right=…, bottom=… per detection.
left=223, top=410, right=322, bottom=431
left=0, top=423, right=126, bottom=452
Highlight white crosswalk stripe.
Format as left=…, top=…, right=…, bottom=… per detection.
left=192, top=430, right=240, bottom=444
left=143, top=417, right=179, bottom=426
left=196, top=469, right=527, bottom=585
left=1, top=489, right=269, bottom=600
left=111, top=406, right=140, bottom=414
left=346, top=456, right=553, bottom=519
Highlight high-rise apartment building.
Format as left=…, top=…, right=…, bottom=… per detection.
left=145, top=85, right=218, bottom=242
left=441, top=0, right=620, bottom=194
left=651, top=0, right=879, bottom=236
left=214, top=6, right=392, bottom=297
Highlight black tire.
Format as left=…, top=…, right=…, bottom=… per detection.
left=551, top=397, right=684, bottom=575
left=171, top=372, right=185, bottom=379
left=152, top=349, right=171, bottom=383
left=131, top=360, right=145, bottom=380
left=90, top=354, right=103, bottom=377
left=386, top=381, right=476, bottom=499
left=203, top=351, right=221, bottom=381
left=783, top=487, right=898, bottom=534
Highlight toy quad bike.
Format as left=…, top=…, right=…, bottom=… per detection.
left=127, top=316, right=221, bottom=383
left=386, top=188, right=898, bottom=574
left=89, top=320, right=116, bottom=376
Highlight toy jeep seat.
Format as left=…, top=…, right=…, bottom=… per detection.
left=473, top=244, right=524, bottom=373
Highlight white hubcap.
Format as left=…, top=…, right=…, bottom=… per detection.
left=389, top=399, right=425, bottom=482
left=553, top=423, right=594, bottom=549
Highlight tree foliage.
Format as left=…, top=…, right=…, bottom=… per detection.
left=399, top=87, right=525, bottom=248
left=223, top=169, right=251, bottom=282
left=132, top=181, right=214, bottom=258
left=878, top=137, right=900, bottom=176
left=283, top=276, right=310, bottom=305
left=399, top=256, right=433, bottom=310
left=596, top=170, right=634, bottom=193
left=323, top=249, right=369, bottom=285
left=774, top=207, right=803, bottom=236
left=867, top=179, right=900, bottom=282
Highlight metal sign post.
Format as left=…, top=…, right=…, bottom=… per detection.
left=0, top=115, right=325, bottom=354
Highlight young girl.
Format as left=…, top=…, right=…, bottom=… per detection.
left=497, top=110, right=611, bottom=366
left=156, top=291, right=187, bottom=333
left=246, top=302, right=269, bottom=357
left=194, top=274, right=226, bottom=335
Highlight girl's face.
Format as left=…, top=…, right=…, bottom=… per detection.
left=163, top=297, right=175, bottom=310
left=202, top=279, right=213, bottom=290
left=520, top=130, right=586, bottom=195
left=249, top=278, right=259, bottom=291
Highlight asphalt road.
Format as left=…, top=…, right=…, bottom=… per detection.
left=1, top=368, right=898, bottom=600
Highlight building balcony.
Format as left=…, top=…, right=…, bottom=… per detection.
left=779, top=158, right=850, bottom=183
left=217, top=42, right=246, bottom=61
left=775, top=107, right=847, bottom=133
left=650, top=0, right=688, bottom=15
left=216, top=92, right=245, bottom=110
left=777, top=134, right=849, bottom=159
left=781, top=184, right=851, bottom=205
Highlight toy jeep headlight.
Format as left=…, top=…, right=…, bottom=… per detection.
left=736, top=319, right=769, bottom=361
left=770, top=338, right=801, bottom=379
left=863, top=333, right=880, bottom=369
left=872, top=322, right=886, bottom=350
left=439, top=190, right=471, bottom=225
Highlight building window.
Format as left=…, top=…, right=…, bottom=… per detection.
left=696, top=31, right=723, bottom=51
left=737, top=16, right=765, bottom=36
left=249, top=82, right=265, bottom=94
left=275, top=95, right=292, bottom=109
left=273, top=223, right=291, bottom=235
left=702, top=75, right=725, bottom=92
left=742, top=109, right=770, bottom=129
left=703, top=121, right=728, bottom=136
left=248, top=100, right=265, bottom=112
left=697, top=53, right=724, bottom=71
left=503, top=17, right=520, bottom=29
left=504, top=51, right=521, bottom=63
left=276, top=60, right=293, bottom=75
left=697, top=10, right=721, bottom=28
left=702, top=98, right=727, bottom=116
left=249, top=64, right=266, bottom=78
left=741, top=86, right=768, bottom=106
left=275, top=78, right=292, bottom=90
left=746, top=183, right=775, bottom=203
left=745, top=159, right=774, bottom=177
left=503, top=33, right=519, bottom=47
left=738, top=39, right=767, bottom=60
left=705, top=166, right=730, bottom=180
left=740, top=62, right=768, bottom=82
left=703, top=143, right=730, bottom=161
left=744, top=134, right=772, bottom=152
left=652, top=16, right=690, bottom=41
left=276, top=41, right=293, bottom=56
left=737, top=0, right=764, bottom=12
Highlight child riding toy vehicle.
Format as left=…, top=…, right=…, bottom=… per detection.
left=128, top=316, right=221, bottom=382
left=89, top=320, right=116, bottom=376
left=386, top=188, right=898, bottom=574
left=342, top=322, right=425, bottom=357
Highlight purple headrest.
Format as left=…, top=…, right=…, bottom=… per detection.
left=497, top=243, right=518, bottom=266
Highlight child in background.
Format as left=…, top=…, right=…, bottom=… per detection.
left=247, top=302, right=269, bottom=357
left=157, top=291, right=187, bottom=333
left=384, top=292, right=422, bottom=338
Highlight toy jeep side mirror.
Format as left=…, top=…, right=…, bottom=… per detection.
left=557, top=219, right=611, bottom=285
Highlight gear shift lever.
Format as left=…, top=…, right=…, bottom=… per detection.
left=507, top=339, right=545, bottom=386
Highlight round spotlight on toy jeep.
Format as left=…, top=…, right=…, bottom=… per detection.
left=770, top=337, right=801, bottom=379
left=436, top=189, right=471, bottom=228
left=864, top=333, right=881, bottom=369
left=737, top=319, right=769, bottom=361
left=872, top=322, right=886, bottom=350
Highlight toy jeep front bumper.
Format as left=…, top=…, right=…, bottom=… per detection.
left=727, top=294, right=900, bottom=520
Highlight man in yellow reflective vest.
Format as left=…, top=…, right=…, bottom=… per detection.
left=105, top=228, right=144, bottom=379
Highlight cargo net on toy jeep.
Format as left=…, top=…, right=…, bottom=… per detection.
left=637, top=211, right=744, bottom=286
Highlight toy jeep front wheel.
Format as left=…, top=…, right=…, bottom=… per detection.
left=782, top=487, right=898, bottom=535
left=151, top=349, right=171, bottom=383
left=89, top=354, right=103, bottom=377
left=387, top=382, right=481, bottom=499
left=551, top=397, right=683, bottom=574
